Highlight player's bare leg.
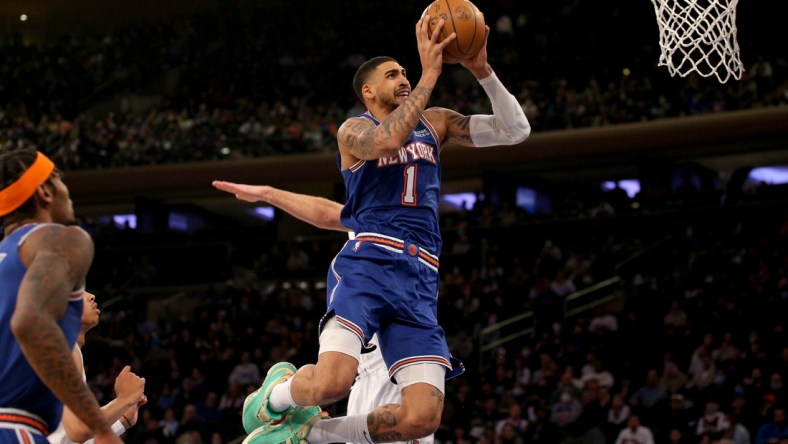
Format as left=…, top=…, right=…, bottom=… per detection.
left=365, top=383, right=444, bottom=442
left=289, top=351, right=359, bottom=405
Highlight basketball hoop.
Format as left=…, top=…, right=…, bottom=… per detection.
left=651, top=0, right=744, bottom=83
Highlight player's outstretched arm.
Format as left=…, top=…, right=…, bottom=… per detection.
left=59, top=363, right=146, bottom=443
left=433, top=26, right=530, bottom=148
left=11, top=226, right=119, bottom=443
left=212, top=180, right=350, bottom=232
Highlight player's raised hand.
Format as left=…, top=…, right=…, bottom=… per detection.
left=212, top=180, right=272, bottom=203
left=460, top=25, right=492, bottom=78
left=417, top=15, right=455, bottom=74
left=114, top=365, right=145, bottom=408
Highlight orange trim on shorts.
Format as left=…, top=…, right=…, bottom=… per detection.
left=418, top=251, right=440, bottom=268
left=354, top=237, right=405, bottom=250
left=0, top=413, right=48, bottom=435
left=0, top=152, right=55, bottom=217
left=356, top=236, right=440, bottom=268
left=21, top=429, right=32, bottom=444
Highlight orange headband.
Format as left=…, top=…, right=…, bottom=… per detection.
left=0, top=152, right=56, bottom=217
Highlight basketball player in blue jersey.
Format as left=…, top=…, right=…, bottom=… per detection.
left=0, top=149, right=120, bottom=444
left=213, top=14, right=530, bottom=444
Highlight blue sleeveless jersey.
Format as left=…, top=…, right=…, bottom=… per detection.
left=340, top=113, right=443, bottom=253
left=0, top=224, right=84, bottom=434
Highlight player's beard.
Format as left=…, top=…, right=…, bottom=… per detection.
left=380, top=92, right=401, bottom=111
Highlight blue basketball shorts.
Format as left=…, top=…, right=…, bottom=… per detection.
left=320, top=232, right=463, bottom=381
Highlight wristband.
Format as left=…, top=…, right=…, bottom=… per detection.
left=112, top=419, right=126, bottom=435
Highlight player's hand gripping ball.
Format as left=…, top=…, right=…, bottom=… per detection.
left=423, top=0, right=486, bottom=63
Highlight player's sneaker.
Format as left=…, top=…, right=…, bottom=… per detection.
left=242, top=362, right=297, bottom=433
left=242, top=405, right=328, bottom=444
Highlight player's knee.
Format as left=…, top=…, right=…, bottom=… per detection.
left=313, top=378, right=351, bottom=402
left=402, top=409, right=441, bottom=439
left=297, top=363, right=316, bottom=375
left=399, top=400, right=442, bottom=439
left=311, top=365, right=354, bottom=402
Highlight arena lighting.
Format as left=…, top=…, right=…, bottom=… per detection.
left=602, top=180, right=641, bottom=198
left=514, top=186, right=555, bottom=214
left=248, top=206, right=275, bottom=221
left=747, top=166, right=788, bottom=184
left=516, top=187, right=537, bottom=213
left=107, top=214, right=137, bottom=229
left=441, top=192, right=477, bottom=210
left=168, top=212, right=188, bottom=231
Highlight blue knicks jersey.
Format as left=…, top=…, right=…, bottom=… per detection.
left=340, top=113, right=443, bottom=253
left=0, top=224, right=84, bottom=434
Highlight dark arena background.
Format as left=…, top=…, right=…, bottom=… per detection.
left=2, top=0, right=787, bottom=442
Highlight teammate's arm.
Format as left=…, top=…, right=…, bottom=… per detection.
left=59, top=363, right=145, bottom=443
left=10, top=226, right=119, bottom=443
left=434, top=26, right=531, bottom=147
left=212, top=181, right=350, bottom=232
left=337, top=17, right=455, bottom=160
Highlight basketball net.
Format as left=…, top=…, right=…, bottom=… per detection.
left=651, top=0, right=744, bottom=83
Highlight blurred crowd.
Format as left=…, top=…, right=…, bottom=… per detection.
left=72, top=178, right=788, bottom=444
left=1, top=1, right=786, bottom=170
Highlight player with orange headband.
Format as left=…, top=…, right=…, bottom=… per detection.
left=0, top=148, right=121, bottom=444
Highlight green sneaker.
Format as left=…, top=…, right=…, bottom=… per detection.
left=242, top=406, right=328, bottom=444
left=242, top=362, right=297, bottom=433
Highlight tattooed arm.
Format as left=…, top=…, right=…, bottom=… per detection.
left=427, top=82, right=530, bottom=148
left=337, top=16, right=456, bottom=163
left=10, top=226, right=119, bottom=443
left=428, top=25, right=530, bottom=148
left=426, top=108, right=475, bottom=147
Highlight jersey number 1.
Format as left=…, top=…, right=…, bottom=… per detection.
left=402, top=164, right=417, bottom=206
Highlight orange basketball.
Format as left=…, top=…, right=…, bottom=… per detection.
left=424, top=0, right=486, bottom=62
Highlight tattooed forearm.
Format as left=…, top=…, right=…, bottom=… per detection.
left=341, top=84, right=435, bottom=159
left=16, top=316, right=108, bottom=431
left=12, top=232, right=106, bottom=434
left=378, top=85, right=433, bottom=141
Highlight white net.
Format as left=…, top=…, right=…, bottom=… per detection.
left=651, top=0, right=744, bottom=83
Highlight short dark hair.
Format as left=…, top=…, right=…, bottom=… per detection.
left=0, top=148, right=45, bottom=226
left=352, top=56, right=396, bottom=105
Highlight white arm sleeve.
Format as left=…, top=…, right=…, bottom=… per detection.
left=469, top=72, right=531, bottom=147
